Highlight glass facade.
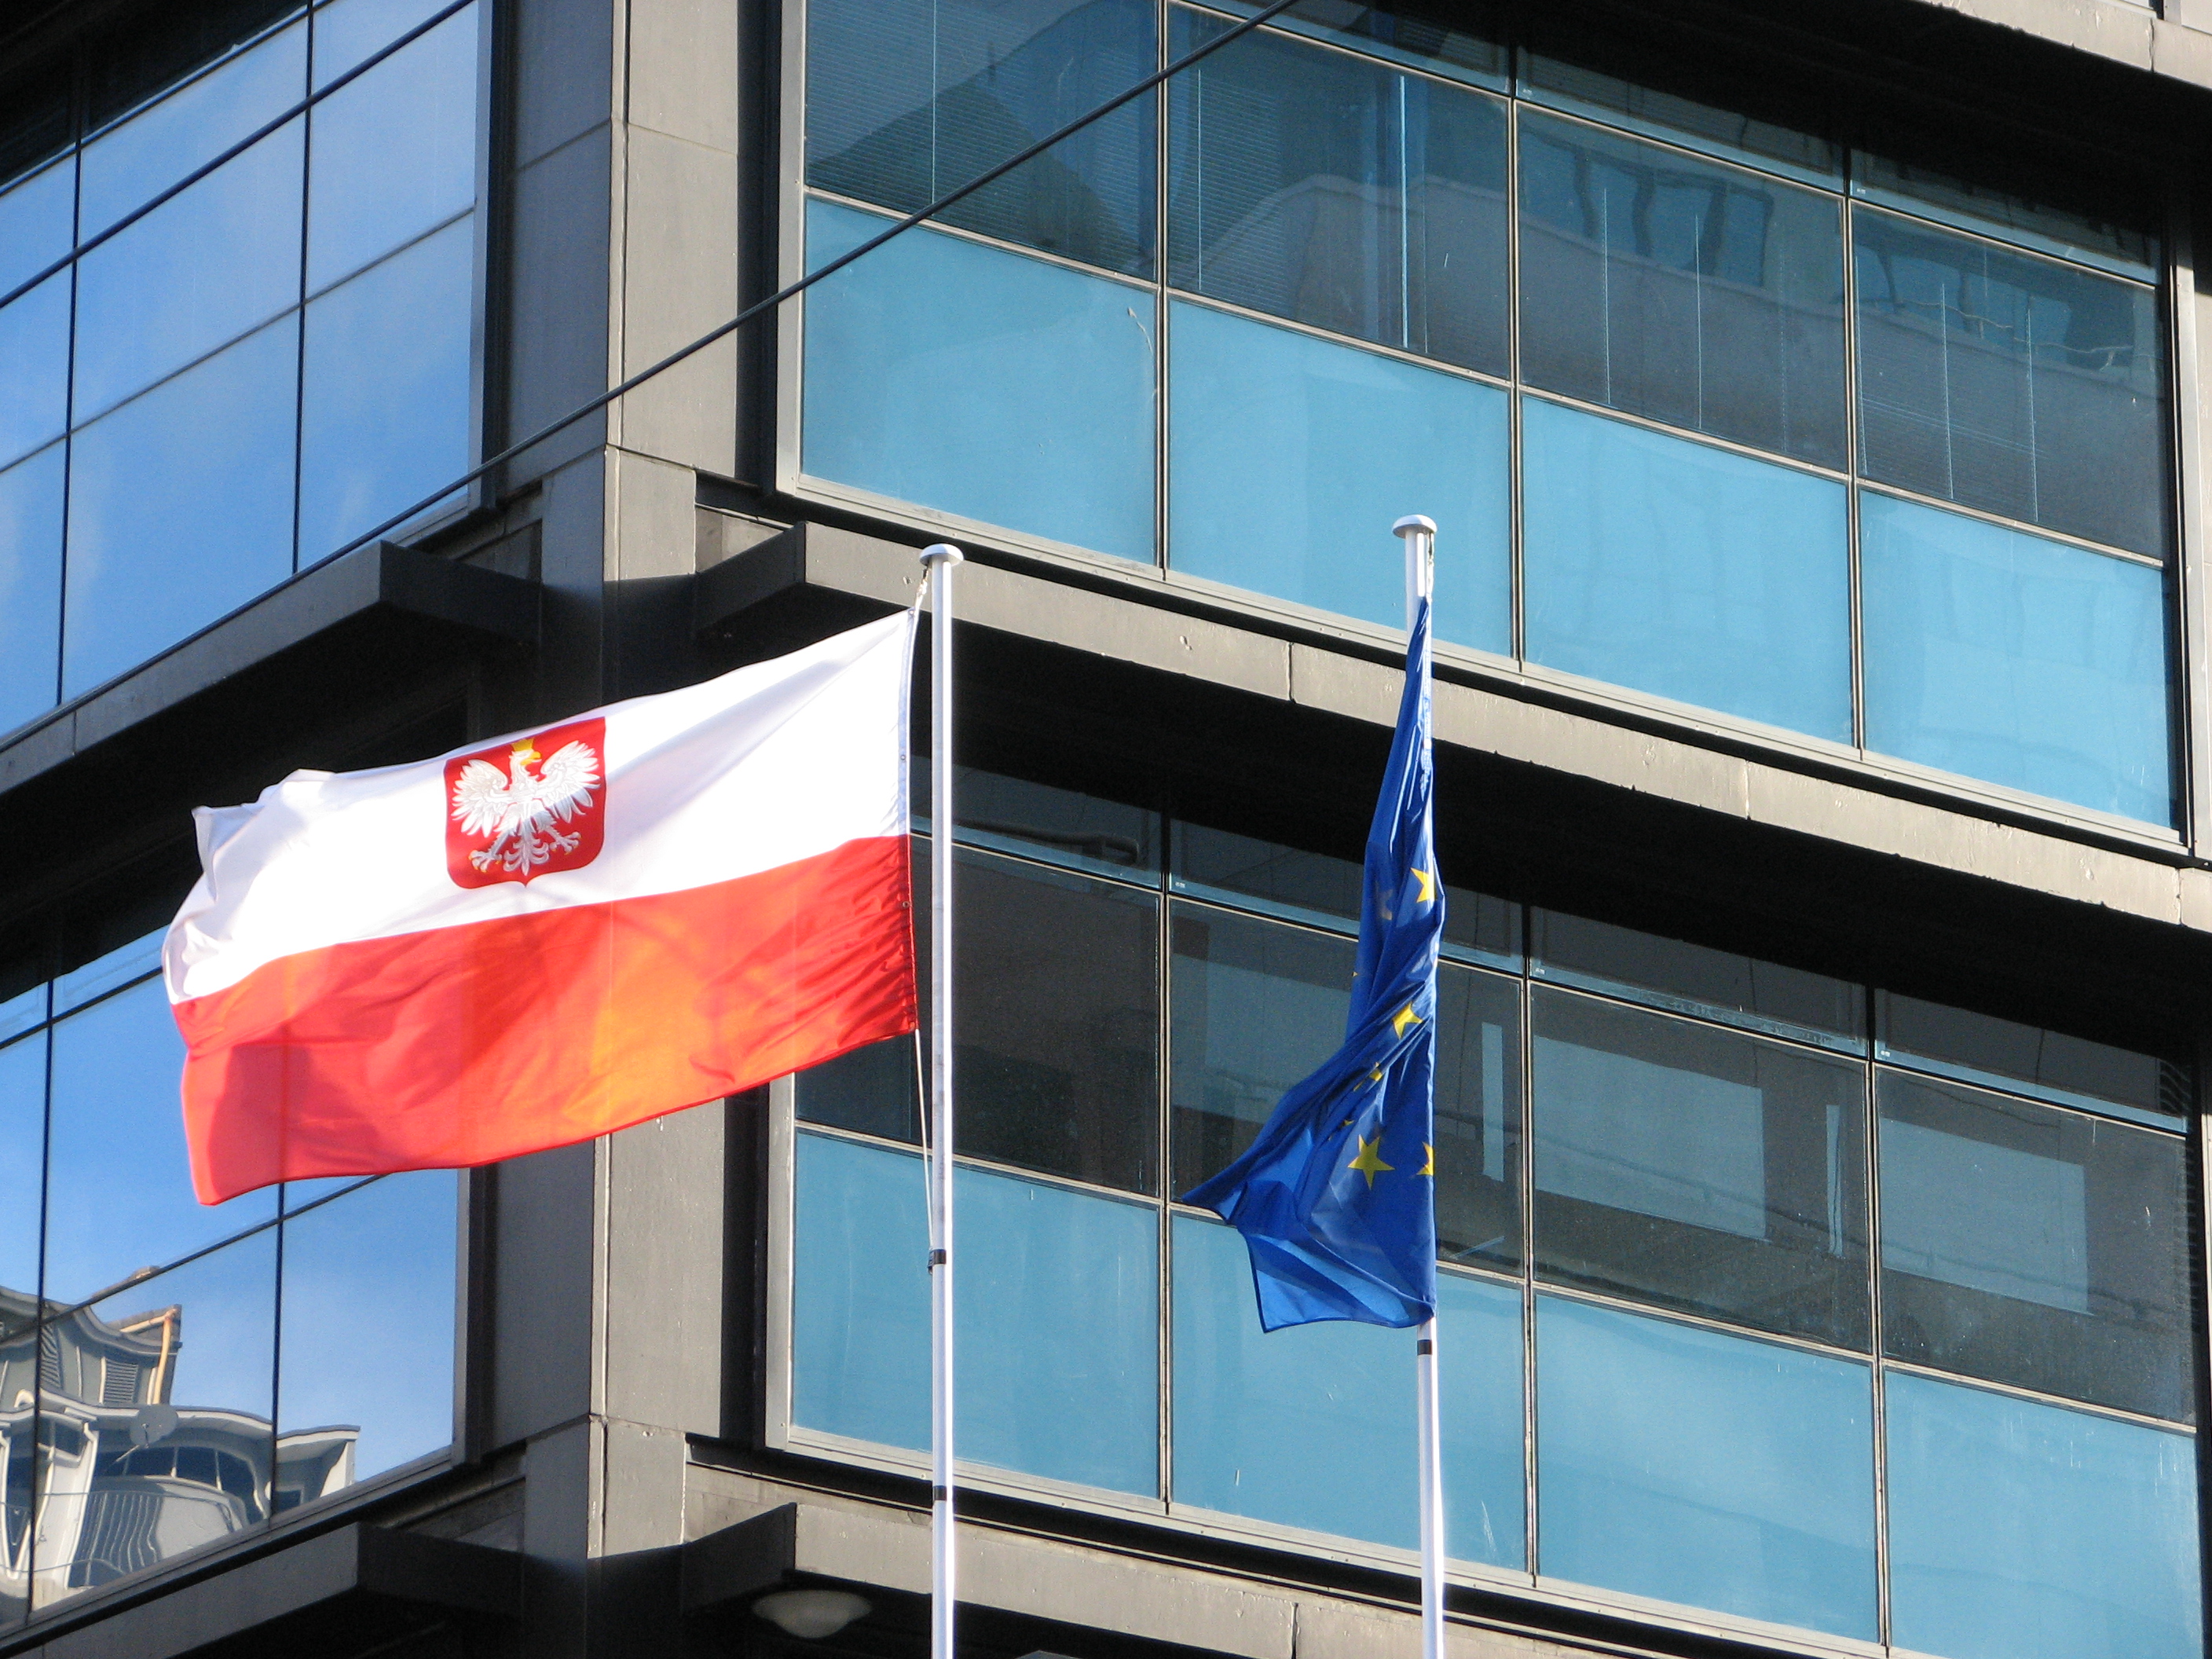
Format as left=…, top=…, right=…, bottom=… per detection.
left=786, top=770, right=2201, bottom=1658
left=0, top=932, right=456, bottom=1617
left=798, top=0, right=2176, bottom=826
left=0, top=0, right=480, bottom=734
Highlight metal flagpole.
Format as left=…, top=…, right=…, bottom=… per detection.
left=921, top=542, right=964, bottom=1659
left=1392, top=514, right=1445, bottom=1659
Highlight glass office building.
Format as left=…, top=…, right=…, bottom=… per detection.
left=0, top=1, right=2207, bottom=1657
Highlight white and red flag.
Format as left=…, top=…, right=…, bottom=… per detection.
left=163, top=613, right=917, bottom=1203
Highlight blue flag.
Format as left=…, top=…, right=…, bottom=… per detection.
left=1184, top=599, right=1443, bottom=1330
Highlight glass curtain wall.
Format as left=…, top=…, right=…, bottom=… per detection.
left=797, top=0, right=2176, bottom=828
left=0, top=0, right=482, bottom=735
left=0, top=933, right=457, bottom=1618
left=786, top=769, right=2203, bottom=1659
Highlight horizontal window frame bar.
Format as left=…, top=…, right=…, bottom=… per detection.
left=802, top=187, right=1157, bottom=294
left=1173, top=0, right=1511, bottom=104
left=1871, top=1053, right=2188, bottom=1137
left=1853, top=478, right=2168, bottom=570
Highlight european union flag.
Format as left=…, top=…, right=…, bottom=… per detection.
left=1185, top=599, right=1442, bottom=1330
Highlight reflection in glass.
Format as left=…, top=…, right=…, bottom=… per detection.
left=0, top=445, right=63, bottom=735
left=1532, top=988, right=1870, bottom=1349
left=315, top=0, right=461, bottom=88
left=1518, top=112, right=1846, bottom=467
left=44, top=980, right=276, bottom=1309
left=306, top=3, right=476, bottom=290
left=1884, top=1372, right=2200, bottom=1659
left=1855, top=209, right=2166, bottom=557
left=792, top=1132, right=1159, bottom=1494
left=1173, top=1216, right=1525, bottom=1565
left=1531, top=909, right=1863, bottom=1051
left=63, top=317, right=298, bottom=698
left=1522, top=397, right=1852, bottom=742
left=1859, top=491, right=2171, bottom=825
left=803, top=200, right=1155, bottom=562
left=1535, top=1295, right=1877, bottom=1640
left=1167, top=9, right=1508, bottom=375
left=34, top=1236, right=276, bottom=1607
left=298, top=217, right=473, bottom=559
left=277, top=1173, right=456, bottom=1501
left=1877, top=1071, right=2189, bottom=1421
left=1515, top=53, right=1840, bottom=186
left=807, top=0, right=1155, bottom=276
left=1167, top=302, right=1511, bottom=654
left=0, top=159, right=75, bottom=296
left=1876, top=990, right=2185, bottom=1128
left=78, top=20, right=306, bottom=237
left=1851, top=153, right=2156, bottom=281
left=71, top=119, right=303, bottom=421
left=0, top=1035, right=44, bottom=1297
left=0, top=276, right=70, bottom=469
left=914, top=767, right=1159, bottom=879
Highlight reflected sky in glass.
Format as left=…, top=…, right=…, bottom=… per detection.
left=0, top=276, right=70, bottom=469
left=0, top=1035, right=45, bottom=1300
left=0, top=159, right=75, bottom=296
left=0, top=445, right=63, bottom=734
left=315, top=0, right=465, bottom=88
left=299, top=217, right=473, bottom=559
left=45, top=979, right=276, bottom=1306
left=64, top=316, right=298, bottom=698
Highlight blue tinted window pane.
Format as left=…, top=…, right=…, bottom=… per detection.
left=299, top=217, right=472, bottom=559
left=79, top=20, right=306, bottom=236
left=1535, top=1296, right=1876, bottom=1640
left=64, top=317, right=298, bottom=697
left=1860, top=492, right=2171, bottom=823
left=1518, top=112, right=1846, bottom=467
left=278, top=1172, right=455, bottom=1503
left=0, top=445, right=63, bottom=734
left=0, top=159, right=75, bottom=296
left=804, top=200, right=1155, bottom=562
left=314, top=0, right=459, bottom=86
left=73, top=121, right=304, bottom=422
left=1166, top=12, right=1509, bottom=375
left=808, top=0, right=1155, bottom=276
left=36, top=1236, right=276, bottom=1608
left=1887, top=1372, right=2200, bottom=1659
left=45, top=980, right=276, bottom=1309
left=1522, top=397, right=1851, bottom=740
left=0, top=1035, right=45, bottom=1301
left=1171, top=1215, right=1526, bottom=1567
left=793, top=1133, right=1159, bottom=1495
left=1166, top=302, right=1509, bottom=654
left=306, top=2, right=475, bottom=290
left=0, top=276, right=70, bottom=468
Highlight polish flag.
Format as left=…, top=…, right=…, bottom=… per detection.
left=164, top=613, right=918, bottom=1203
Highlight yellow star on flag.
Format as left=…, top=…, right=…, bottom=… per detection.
left=1411, top=867, right=1434, bottom=903
left=1347, top=1134, right=1393, bottom=1188
left=1419, top=1143, right=1434, bottom=1177
left=1391, top=1003, right=1422, bottom=1038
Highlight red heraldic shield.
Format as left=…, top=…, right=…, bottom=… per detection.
left=445, top=717, right=607, bottom=888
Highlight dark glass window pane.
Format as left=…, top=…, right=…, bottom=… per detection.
left=64, top=317, right=298, bottom=697
left=803, top=200, right=1155, bottom=563
left=0, top=444, right=64, bottom=734
left=1877, top=1070, right=2190, bottom=1421
left=1859, top=492, right=2172, bottom=825
left=0, top=276, right=69, bottom=469
left=954, top=849, right=1158, bottom=1192
left=1170, top=906, right=1517, bottom=1265
left=1885, top=1372, right=2201, bottom=1659
left=306, top=1, right=476, bottom=289
left=1518, top=53, right=1840, bottom=185
left=1853, top=152, right=2155, bottom=281
left=45, top=980, right=276, bottom=1309
left=793, top=1131, right=1160, bottom=1494
left=277, top=1172, right=455, bottom=1503
left=1518, top=112, right=1846, bottom=467
left=35, top=1237, right=275, bottom=1607
left=1166, top=10, right=1508, bottom=375
left=1531, top=910, right=1863, bottom=1051
left=1522, top=397, right=1852, bottom=742
left=1877, top=991, right=2186, bottom=1129
left=797, top=1034, right=921, bottom=1144
left=1166, top=301, right=1511, bottom=654
left=79, top=19, right=306, bottom=236
left=1205, top=0, right=1505, bottom=87
left=1173, top=1214, right=1525, bottom=1563
left=1531, top=987, right=1870, bottom=1349
left=807, top=0, right=1155, bottom=277
left=72, top=119, right=305, bottom=422
left=1536, top=1296, right=1877, bottom=1641
left=914, top=767, right=1159, bottom=880
left=1854, top=209, right=2166, bottom=556
left=298, top=215, right=474, bottom=560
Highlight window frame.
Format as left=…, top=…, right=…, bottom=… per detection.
left=773, top=0, right=2204, bottom=856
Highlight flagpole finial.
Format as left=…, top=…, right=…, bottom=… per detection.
left=920, top=543, right=965, bottom=566
left=1391, top=515, right=1436, bottom=540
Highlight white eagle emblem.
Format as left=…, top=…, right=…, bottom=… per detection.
left=449, top=737, right=602, bottom=877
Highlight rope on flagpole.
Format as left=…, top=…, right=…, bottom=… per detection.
left=1393, top=512, right=1445, bottom=1659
